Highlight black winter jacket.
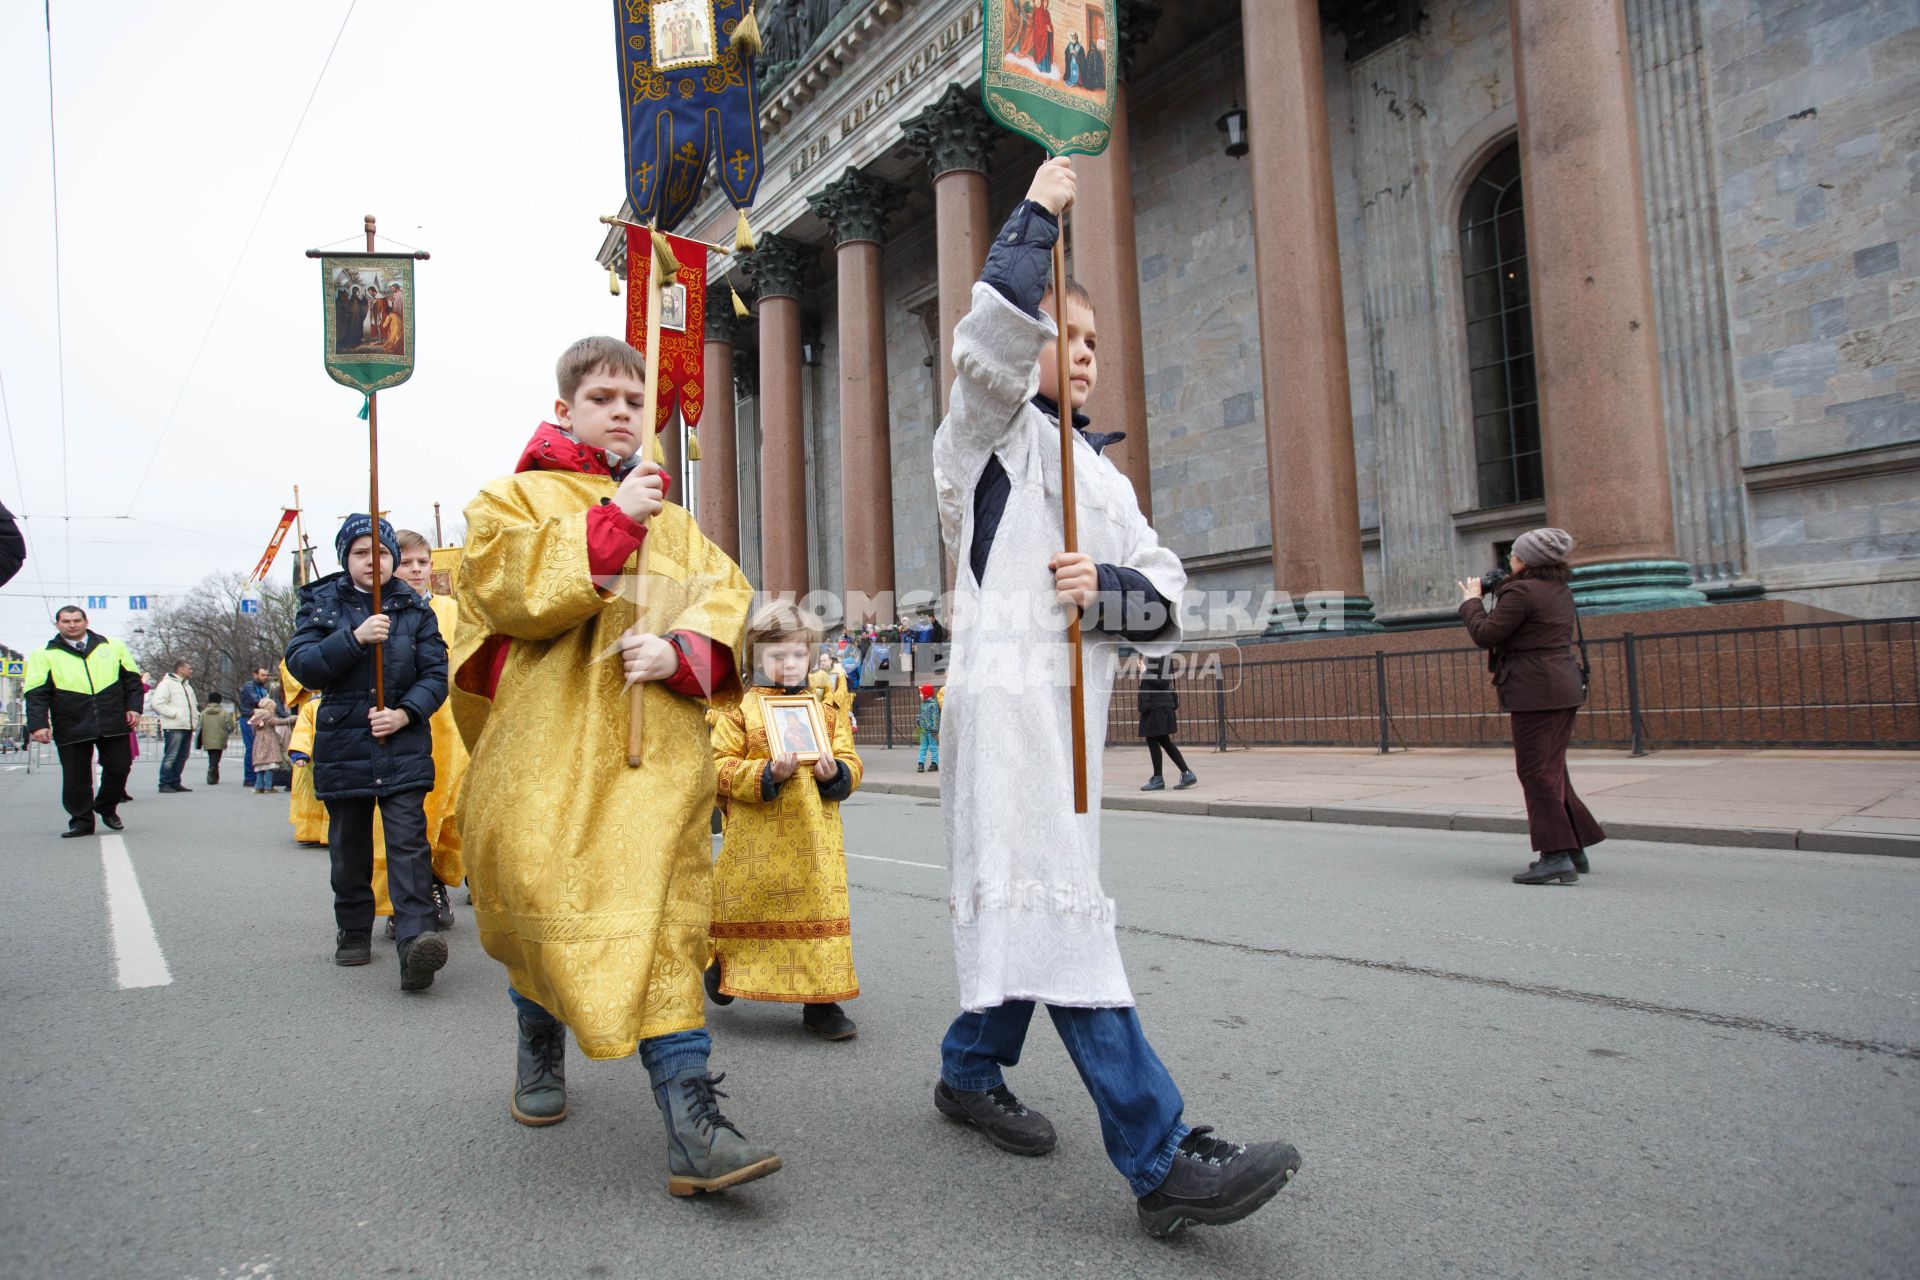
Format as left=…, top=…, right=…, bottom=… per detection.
left=284, top=572, right=448, bottom=800
left=23, top=631, right=144, bottom=746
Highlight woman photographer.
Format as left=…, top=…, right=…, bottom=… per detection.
left=1458, top=528, right=1605, bottom=885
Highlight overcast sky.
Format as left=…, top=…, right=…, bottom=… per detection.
left=0, top=1, right=640, bottom=659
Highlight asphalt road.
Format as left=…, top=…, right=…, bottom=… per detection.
left=2, top=748, right=1916, bottom=1279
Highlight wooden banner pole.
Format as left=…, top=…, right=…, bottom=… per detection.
left=364, top=214, right=386, bottom=711
left=1053, top=208, right=1088, bottom=814
left=625, top=230, right=668, bottom=768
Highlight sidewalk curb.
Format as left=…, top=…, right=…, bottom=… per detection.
left=857, top=781, right=1920, bottom=858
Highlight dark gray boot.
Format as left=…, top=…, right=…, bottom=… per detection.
left=510, top=1014, right=568, bottom=1127
left=653, top=1072, right=782, bottom=1196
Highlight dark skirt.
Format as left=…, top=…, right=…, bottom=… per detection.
left=1138, top=689, right=1178, bottom=739
left=1510, top=708, right=1606, bottom=853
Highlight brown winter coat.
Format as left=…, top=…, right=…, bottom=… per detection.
left=1459, top=575, right=1586, bottom=712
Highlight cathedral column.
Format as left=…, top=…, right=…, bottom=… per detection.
left=809, top=167, right=909, bottom=624
left=1509, top=0, right=1702, bottom=610
left=902, top=82, right=997, bottom=415
left=699, top=283, right=742, bottom=563
left=745, top=234, right=815, bottom=599
left=1240, top=0, right=1378, bottom=633
left=1071, top=0, right=1159, bottom=520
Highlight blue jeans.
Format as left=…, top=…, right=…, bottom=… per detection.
left=239, top=719, right=257, bottom=786
left=941, top=1002, right=1190, bottom=1197
left=918, top=730, right=939, bottom=767
left=509, top=987, right=711, bottom=1090
left=158, top=729, right=191, bottom=789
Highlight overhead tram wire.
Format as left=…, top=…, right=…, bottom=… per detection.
left=43, top=1, right=72, bottom=600
left=119, top=0, right=362, bottom=518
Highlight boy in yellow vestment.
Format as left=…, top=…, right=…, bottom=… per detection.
left=450, top=336, right=779, bottom=1198
left=707, top=601, right=864, bottom=1040
left=395, top=528, right=466, bottom=929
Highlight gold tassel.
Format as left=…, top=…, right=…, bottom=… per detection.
left=730, top=3, right=762, bottom=58
left=608, top=266, right=621, bottom=296
left=651, top=230, right=680, bottom=287
left=731, top=285, right=750, bottom=317
left=734, top=208, right=757, bottom=254
left=648, top=434, right=666, bottom=466
left=686, top=433, right=702, bottom=461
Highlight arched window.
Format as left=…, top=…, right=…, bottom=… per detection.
left=1459, top=142, right=1541, bottom=508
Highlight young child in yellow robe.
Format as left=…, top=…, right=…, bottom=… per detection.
left=707, top=601, right=864, bottom=1040
left=450, top=335, right=779, bottom=1198
left=287, top=694, right=330, bottom=846
left=394, top=528, right=467, bottom=930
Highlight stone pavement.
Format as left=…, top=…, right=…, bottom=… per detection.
left=860, top=743, right=1920, bottom=857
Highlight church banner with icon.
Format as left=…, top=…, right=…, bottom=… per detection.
left=614, top=0, right=763, bottom=232
left=320, top=256, right=417, bottom=392
left=626, top=226, right=708, bottom=436
left=981, top=0, right=1119, bottom=157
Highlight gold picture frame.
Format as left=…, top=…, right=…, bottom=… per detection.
left=762, top=693, right=831, bottom=764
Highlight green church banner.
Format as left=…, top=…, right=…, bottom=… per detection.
left=981, top=0, right=1118, bottom=157
left=319, top=254, right=417, bottom=394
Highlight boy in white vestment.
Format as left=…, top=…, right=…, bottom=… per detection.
left=930, top=157, right=1302, bottom=1239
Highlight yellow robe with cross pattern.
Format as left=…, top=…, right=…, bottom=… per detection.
left=709, top=687, right=862, bottom=1003
left=450, top=471, right=751, bottom=1060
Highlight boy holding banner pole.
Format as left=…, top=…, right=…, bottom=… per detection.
left=930, top=155, right=1302, bottom=1239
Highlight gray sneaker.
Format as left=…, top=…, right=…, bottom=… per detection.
left=1135, top=1126, right=1301, bottom=1238
left=654, top=1072, right=782, bottom=1196
left=934, top=1080, right=1057, bottom=1156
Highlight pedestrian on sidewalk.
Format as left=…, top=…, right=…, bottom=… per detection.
left=706, top=600, right=865, bottom=1041
left=149, top=660, right=200, bottom=793
left=916, top=682, right=940, bottom=773
left=199, top=693, right=235, bottom=784
left=1458, top=527, right=1606, bottom=886
left=23, top=605, right=142, bottom=837
left=284, top=514, right=449, bottom=993
left=929, top=157, right=1301, bottom=1239
left=1136, top=653, right=1195, bottom=791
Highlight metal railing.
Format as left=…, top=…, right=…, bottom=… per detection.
left=849, top=617, right=1920, bottom=753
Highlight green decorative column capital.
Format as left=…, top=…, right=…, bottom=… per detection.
left=901, top=81, right=999, bottom=179
left=806, top=167, right=910, bottom=247
left=1570, top=560, right=1707, bottom=615
left=742, top=233, right=815, bottom=300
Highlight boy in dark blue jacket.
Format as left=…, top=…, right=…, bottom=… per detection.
left=285, top=515, right=450, bottom=991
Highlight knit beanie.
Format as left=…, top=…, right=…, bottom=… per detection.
left=335, top=513, right=400, bottom=568
left=1512, top=527, right=1574, bottom=567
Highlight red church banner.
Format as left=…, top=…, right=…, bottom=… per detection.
left=626, top=226, right=707, bottom=436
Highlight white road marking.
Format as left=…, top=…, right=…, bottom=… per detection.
left=99, top=834, right=172, bottom=989
left=846, top=852, right=944, bottom=871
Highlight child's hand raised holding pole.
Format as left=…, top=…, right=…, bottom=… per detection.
left=1027, top=155, right=1077, bottom=215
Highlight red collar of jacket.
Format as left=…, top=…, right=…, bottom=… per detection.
left=514, top=423, right=614, bottom=477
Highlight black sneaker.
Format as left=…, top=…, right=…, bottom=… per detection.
left=1513, top=853, right=1579, bottom=885
left=334, top=929, right=373, bottom=966
left=1136, top=1126, right=1302, bottom=1238
left=934, top=1080, right=1057, bottom=1156
left=703, top=961, right=734, bottom=1005
left=432, top=883, right=455, bottom=929
left=1141, top=776, right=1165, bottom=792
left=398, top=931, right=448, bottom=992
left=1174, top=770, right=1198, bottom=790
left=801, top=1002, right=858, bottom=1041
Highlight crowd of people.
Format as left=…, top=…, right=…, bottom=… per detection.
left=16, top=158, right=1611, bottom=1241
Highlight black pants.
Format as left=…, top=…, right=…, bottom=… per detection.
left=1146, top=736, right=1188, bottom=777
left=57, top=735, right=132, bottom=828
left=206, top=748, right=223, bottom=783
left=325, top=790, right=436, bottom=946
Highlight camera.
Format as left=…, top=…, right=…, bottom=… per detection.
left=1481, top=565, right=1509, bottom=596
